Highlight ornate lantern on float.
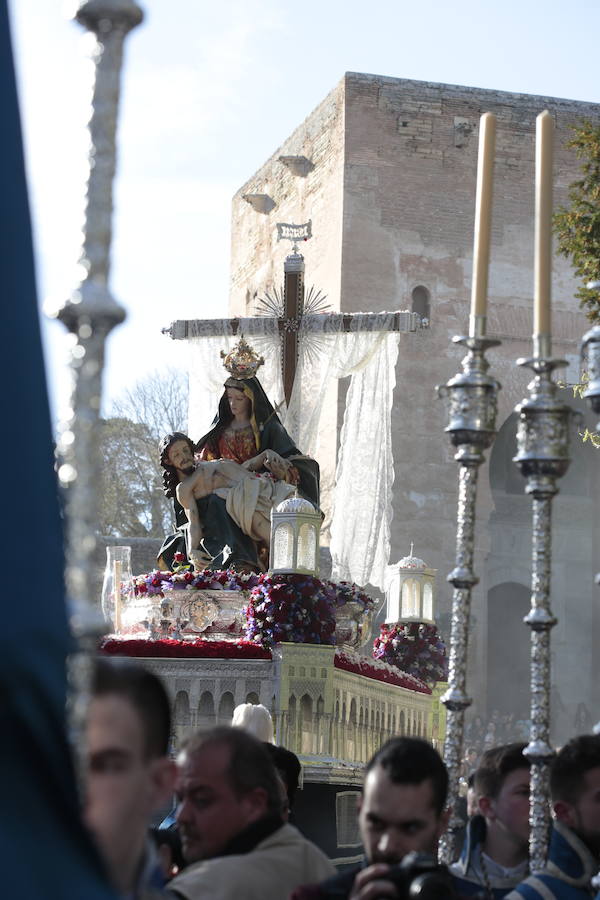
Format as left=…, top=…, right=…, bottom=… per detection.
left=385, top=544, right=437, bottom=624
left=269, top=495, right=321, bottom=576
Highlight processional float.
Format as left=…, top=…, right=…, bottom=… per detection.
left=54, top=2, right=596, bottom=876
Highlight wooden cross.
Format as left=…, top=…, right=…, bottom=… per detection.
left=164, top=249, right=421, bottom=405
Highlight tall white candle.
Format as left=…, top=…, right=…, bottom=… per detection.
left=534, top=110, right=553, bottom=351
left=470, top=112, right=497, bottom=336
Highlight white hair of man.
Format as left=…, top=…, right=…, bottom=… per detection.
left=231, top=703, right=274, bottom=743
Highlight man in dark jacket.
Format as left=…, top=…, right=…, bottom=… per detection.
left=292, top=737, right=451, bottom=900
left=507, top=734, right=600, bottom=900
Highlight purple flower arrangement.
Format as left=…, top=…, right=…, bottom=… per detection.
left=131, top=567, right=260, bottom=597
left=244, top=574, right=375, bottom=648
left=326, top=579, right=374, bottom=611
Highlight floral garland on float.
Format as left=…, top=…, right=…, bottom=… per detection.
left=100, top=637, right=272, bottom=660
left=125, top=559, right=375, bottom=648
left=98, top=638, right=429, bottom=694
left=130, top=558, right=261, bottom=596
left=372, top=622, right=448, bottom=687
left=335, top=648, right=431, bottom=694
left=244, top=574, right=374, bottom=648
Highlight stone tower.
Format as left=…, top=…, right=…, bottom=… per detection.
left=228, top=72, right=600, bottom=735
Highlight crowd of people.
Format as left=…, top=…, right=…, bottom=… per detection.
left=463, top=702, right=597, bottom=765
left=463, top=712, right=531, bottom=760
left=83, top=656, right=600, bottom=900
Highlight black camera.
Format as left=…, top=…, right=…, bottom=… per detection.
left=382, top=852, right=458, bottom=899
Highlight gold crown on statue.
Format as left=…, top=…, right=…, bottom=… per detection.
left=221, top=337, right=265, bottom=380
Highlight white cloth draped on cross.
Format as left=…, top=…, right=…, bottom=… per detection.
left=185, top=313, right=400, bottom=590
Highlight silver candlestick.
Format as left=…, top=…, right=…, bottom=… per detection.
left=581, top=322, right=600, bottom=737
left=513, top=338, right=575, bottom=873
left=581, top=323, right=600, bottom=430
left=437, top=328, right=501, bottom=863
left=52, top=0, right=143, bottom=789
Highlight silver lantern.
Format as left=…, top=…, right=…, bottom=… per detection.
left=269, top=496, right=321, bottom=576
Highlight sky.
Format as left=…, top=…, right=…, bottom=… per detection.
left=8, top=0, right=600, bottom=424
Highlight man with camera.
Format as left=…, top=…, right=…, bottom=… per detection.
left=292, top=736, right=453, bottom=900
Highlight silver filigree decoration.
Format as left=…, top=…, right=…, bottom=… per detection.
left=179, top=598, right=220, bottom=633
left=580, top=325, right=600, bottom=896
left=514, top=353, right=576, bottom=872
left=52, top=0, right=143, bottom=794
left=581, top=325, right=600, bottom=430
left=437, top=334, right=501, bottom=863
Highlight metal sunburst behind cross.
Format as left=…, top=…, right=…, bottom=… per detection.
left=254, top=220, right=331, bottom=378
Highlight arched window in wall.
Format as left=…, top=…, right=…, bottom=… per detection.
left=288, top=694, right=297, bottom=749
left=218, top=691, right=234, bottom=724
left=300, top=694, right=313, bottom=754
left=348, top=699, right=357, bottom=761
left=487, top=398, right=595, bottom=723
left=174, top=691, right=190, bottom=726
left=316, top=696, right=325, bottom=754
left=198, top=691, right=215, bottom=729
left=411, top=285, right=430, bottom=321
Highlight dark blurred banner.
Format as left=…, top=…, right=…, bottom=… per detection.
left=0, top=2, right=115, bottom=896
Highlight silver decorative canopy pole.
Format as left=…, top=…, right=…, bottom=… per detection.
left=581, top=321, right=600, bottom=432
left=51, top=0, right=143, bottom=784
left=437, top=331, right=500, bottom=863
left=513, top=340, right=574, bottom=872
left=581, top=317, right=600, bottom=735
left=580, top=300, right=600, bottom=893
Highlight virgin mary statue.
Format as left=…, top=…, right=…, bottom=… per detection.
left=158, top=338, right=320, bottom=572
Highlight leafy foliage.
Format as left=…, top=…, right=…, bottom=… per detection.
left=554, top=120, right=600, bottom=323
left=98, top=367, right=188, bottom=537
left=557, top=374, right=600, bottom=449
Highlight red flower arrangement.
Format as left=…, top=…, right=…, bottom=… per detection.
left=335, top=649, right=431, bottom=694
left=99, top=637, right=272, bottom=660
left=372, top=622, right=448, bottom=686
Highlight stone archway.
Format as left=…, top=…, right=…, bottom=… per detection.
left=486, top=582, right=530, bottom=720
left=486, top=398, right=598, bottom=735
